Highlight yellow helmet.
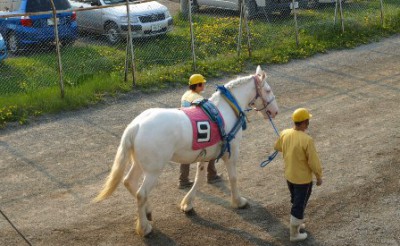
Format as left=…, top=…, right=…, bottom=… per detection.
left=189, top=74, right=206, bottom=85
left=292, top=108, right=312, bottom=122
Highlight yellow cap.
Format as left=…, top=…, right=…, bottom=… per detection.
left=292, top=108, right=312, bottom=122
left=189, top=74, right=206, bottom=85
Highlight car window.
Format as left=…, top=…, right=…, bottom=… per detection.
left=26, top=0, right=71, bottom=12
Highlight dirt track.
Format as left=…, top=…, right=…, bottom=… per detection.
left=1, top=35, right=399, bottom=246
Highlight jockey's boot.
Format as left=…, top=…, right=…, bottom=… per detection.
left=290, top=215, right=308, bottom=242
left=178, top=181, right=193, bottom=189
left=178, top=164, right=193, bottom=189
left=207, top=174, right=222, bottom=184
left=207, top=160, right=222, bottom=184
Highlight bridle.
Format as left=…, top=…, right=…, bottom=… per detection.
left=248, top=75, right=276, bottom=112
left=247, top=75, right=280, bottom=168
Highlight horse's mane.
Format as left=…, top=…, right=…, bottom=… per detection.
left=209, top=74, right=254, bottom=101
left=224, top=75, right=253, bottom=89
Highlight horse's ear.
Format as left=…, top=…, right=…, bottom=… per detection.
left=256, top=65, right=262, bottom=75
left=263, top=71, right=267, bottom=80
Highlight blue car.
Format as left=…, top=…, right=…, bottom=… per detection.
left=0, top=0, right=78, bottom=54
left=0, top=33, right=6, bottom=61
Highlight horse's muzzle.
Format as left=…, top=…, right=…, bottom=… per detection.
left=267, top=110, right=278, bottom=118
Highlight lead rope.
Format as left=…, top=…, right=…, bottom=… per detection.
left=260, top=113, right=280, bottom=168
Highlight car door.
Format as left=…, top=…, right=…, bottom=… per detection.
left=85, top=0, right=103, bottom=33
left=72, top=0, right=103, bottom=33
left=197, top=0, right=238, bottom=10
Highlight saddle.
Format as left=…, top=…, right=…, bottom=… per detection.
left=192, top=99, right=226, bottom=141
left=181, top=100, right=225, bottom=151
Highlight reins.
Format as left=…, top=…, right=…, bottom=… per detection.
left=259, top=113, right=280, bottom=168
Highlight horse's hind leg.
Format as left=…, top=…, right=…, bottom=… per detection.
left=123, top=160, right=142, bottom=196
left=180, top=161, right=207, bottom=213
left=123, top=161, right=153, bottom=220
left=136, top=172, right=160, bottom=237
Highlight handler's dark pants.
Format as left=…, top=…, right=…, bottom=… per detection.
left=287, top=181, right=313, bottom=220
left=179, top=161, right=218, bottom=183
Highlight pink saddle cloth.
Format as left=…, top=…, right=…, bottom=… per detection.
left=181, top=106, right=224, bottom=150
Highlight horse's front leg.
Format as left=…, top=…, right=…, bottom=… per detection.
left=224, top=152, right=248, bottom=209
left=180, top=161, right=207, bottom=213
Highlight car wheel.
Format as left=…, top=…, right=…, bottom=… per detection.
left=105, top=23, right=121, bottom=45
left=245, top=0, right=258, bottom=19
left=7, top=32, right=19, bottom=54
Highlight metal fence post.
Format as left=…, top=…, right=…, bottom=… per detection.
left=334, top=0, right=338, bottom=25
left=237, top=0, right=244, bottom=57
left=338, top=0, right=344, bottom=32
left=379, top=0, right=384, bottom=26
left=292, top=0, right=299, bottom=47
left=188, top=0, right=197, bottom=71
left=244, top=2, right=252, bottom=58
left=180, top=0, right=189, bottom=19
left=49, top=0, right=64, bottom=98
left=125, top=0, right=136, bottom=87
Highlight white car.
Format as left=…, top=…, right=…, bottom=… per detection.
left=70, top=0, right=173, bottom=44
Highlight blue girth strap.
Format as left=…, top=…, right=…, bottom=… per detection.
left=215, top=85, right=248, bottom=160
left=217, top=85, right=247, bottom=131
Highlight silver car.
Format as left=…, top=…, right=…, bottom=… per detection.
left=70, top=0, right=173, bottom=44
left=190, top=0, right=308, bottom=18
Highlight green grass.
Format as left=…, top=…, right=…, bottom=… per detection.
left=0, top=0, right=399, bottom=128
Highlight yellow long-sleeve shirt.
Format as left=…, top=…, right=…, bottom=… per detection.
left=274, top=128, right=322, bottom=184
left=181, top=90, right=204, bottom=107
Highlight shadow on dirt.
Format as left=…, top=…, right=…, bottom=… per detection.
left=181, top=181, right=324, bottom=245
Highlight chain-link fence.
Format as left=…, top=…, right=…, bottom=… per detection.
left=0, top=0, right=399, bottom=97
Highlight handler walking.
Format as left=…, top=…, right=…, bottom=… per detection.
left=274, top=108, right=323, bottom=242
left=178, top=74, right=222, bottom=189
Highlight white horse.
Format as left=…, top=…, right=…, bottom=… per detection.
left=94, top=65, right=279, bottom=237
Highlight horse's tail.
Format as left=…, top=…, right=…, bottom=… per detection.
left=93, top=123, right=138, bottom=203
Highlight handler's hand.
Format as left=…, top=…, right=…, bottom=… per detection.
left=316, top=178, right=322, bottom=186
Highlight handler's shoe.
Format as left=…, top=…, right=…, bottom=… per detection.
left=178, top=181, right=193, bottom=189
left=290, top=215, right=308, bottom=242
left=207, top=174, right=222, bottom=184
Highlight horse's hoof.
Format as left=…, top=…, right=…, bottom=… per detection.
left=184, top=208, right=196, bottom=216
left=146, top=212, right=152, bottom=221
left=137, top=223, right=153, bottom=237
left=180, top=203, right=193, bottom=213
left=233, top=197, right=249, bottom=209
left=238, top=202, right=250, bottom=209
left=143, top=229, right=154, bottom=238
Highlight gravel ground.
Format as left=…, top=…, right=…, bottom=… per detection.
left=0, top=35, right=399, bottom=246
